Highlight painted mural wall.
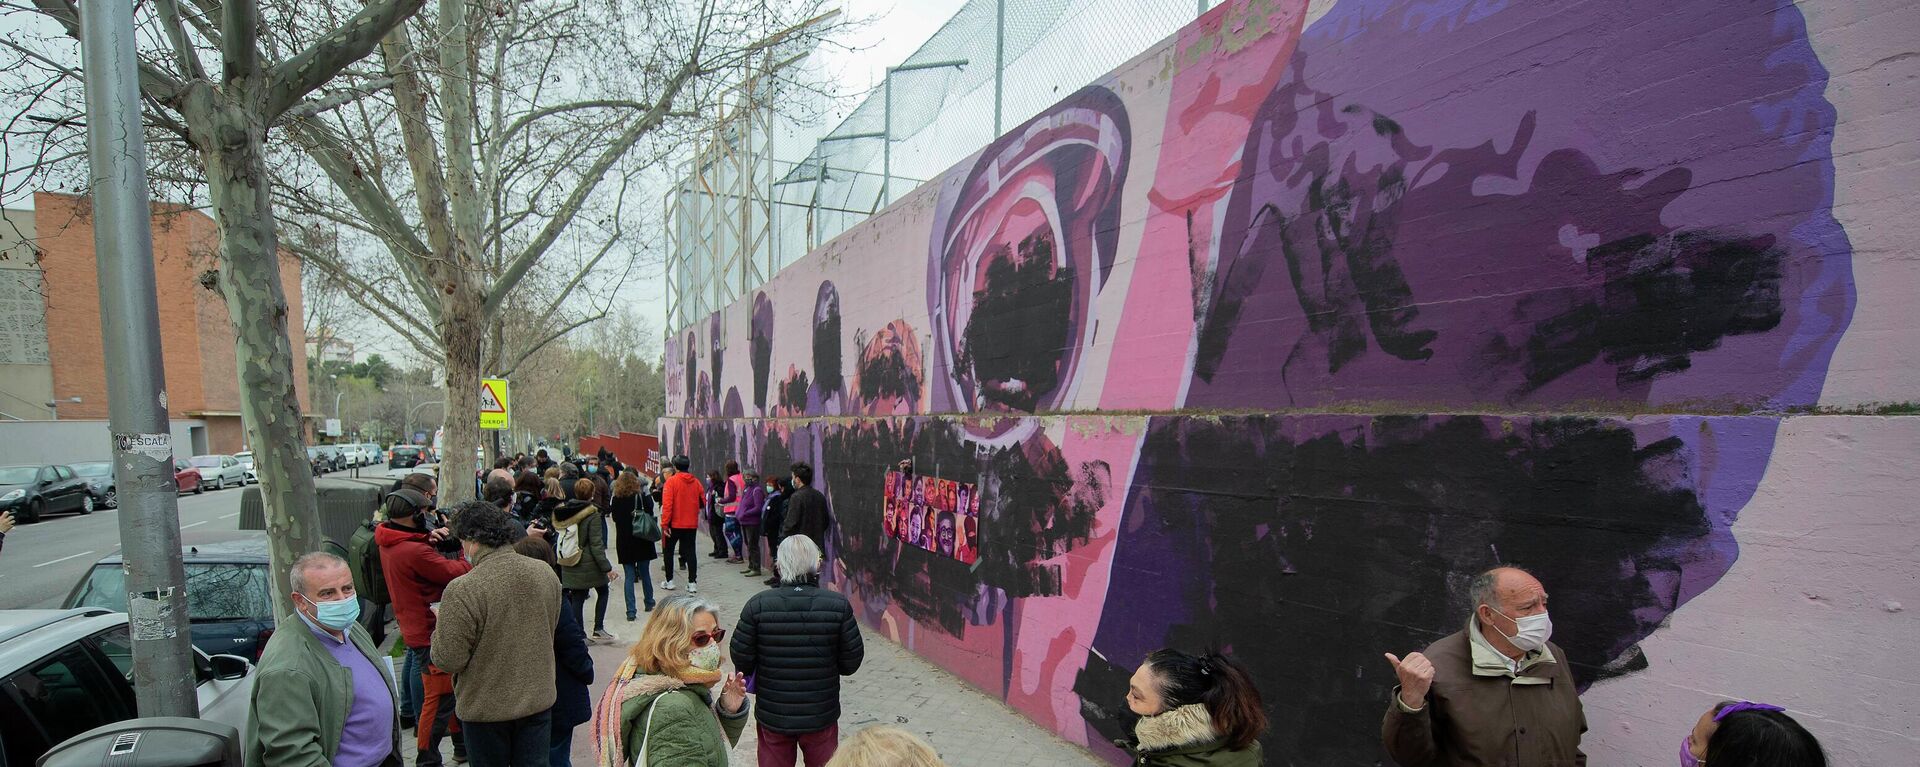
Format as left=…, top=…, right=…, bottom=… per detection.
left=663, top=1, right=1920, bottom=764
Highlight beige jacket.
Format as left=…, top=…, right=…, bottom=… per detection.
left=430, top=545, right=564, bottom=722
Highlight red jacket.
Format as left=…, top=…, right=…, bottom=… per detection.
left=661, top=472, right=705, bottom=530
left=376, top=520, right=472, bottom=649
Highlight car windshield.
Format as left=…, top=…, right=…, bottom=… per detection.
left=71, top=562, right=272, bottom=621
left=72, top=462, right=113, bottom=477
left=188, top=456, right=221, bottom=468
left=0, top=466, right=39, bottom=484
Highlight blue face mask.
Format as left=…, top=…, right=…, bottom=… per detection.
left=302, top=593, right=361, bottom=631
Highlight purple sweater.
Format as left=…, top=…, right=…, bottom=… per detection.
left=736, top=483, right=768, bottom=526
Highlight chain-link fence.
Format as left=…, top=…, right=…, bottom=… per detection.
left=667, top=0, right=1213, bottom=334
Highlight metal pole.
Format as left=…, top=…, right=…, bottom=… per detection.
left=882, top=71, right=892, bottom=206
left=79, top=0, right=196, bottom=717
left=995, top=0, right=1005, bottom=135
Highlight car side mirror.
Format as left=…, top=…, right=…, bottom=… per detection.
left=208, top=653, right=250, bottom=681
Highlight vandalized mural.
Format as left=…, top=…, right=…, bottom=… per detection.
left=664, top=0, right=1915, bottom=763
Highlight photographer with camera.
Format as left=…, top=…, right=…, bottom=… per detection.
left=375, top=472, right=471, bottom=765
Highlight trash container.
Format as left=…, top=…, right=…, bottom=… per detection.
left=39, top=717, right=239, bottom=767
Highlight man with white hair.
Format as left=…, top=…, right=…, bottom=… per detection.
left=246, top=552, right=401, bottom=767
left=729, top=535, right=865, bottom=765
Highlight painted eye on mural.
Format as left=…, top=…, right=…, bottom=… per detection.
left=929, top=87, right=1131, bottom=431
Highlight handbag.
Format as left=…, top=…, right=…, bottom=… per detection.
left=630, top=509, right=662, bottom=542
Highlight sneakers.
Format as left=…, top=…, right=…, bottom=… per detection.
left=688, top=582, right=699, bottom=594
left=590, top=629, right=618, bottom=643
left=743, top=568, right=763, bottom=577
left=726, top=557, right=744, bottom=564
left=626, top=613, right=637, bottom=622
left=661, top=580, right=677, bottom=590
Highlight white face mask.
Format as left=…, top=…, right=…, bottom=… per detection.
left=1487, top=607, right=1553, bottom=652
left=690, top=642, right=723, bottom=672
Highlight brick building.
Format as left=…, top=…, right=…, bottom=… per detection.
left=0, top=191, right=313, bottom=456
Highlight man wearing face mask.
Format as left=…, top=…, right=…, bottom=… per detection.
left=1381, top=566, right=1586, bottom=766
left=246, top=552, right=402, bottom=767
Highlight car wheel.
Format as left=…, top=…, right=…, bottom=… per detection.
left=26, top=498, right=43, bottom=523
left=80, top=494, right=93, bottom=514
left=193, top=480, right=204, bottom=494
left=103, top=488, right=118, bottom=508
left=212, top=476, right=224, bottom=491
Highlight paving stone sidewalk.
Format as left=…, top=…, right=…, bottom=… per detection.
left=400, top=530, right=1105, bottom=766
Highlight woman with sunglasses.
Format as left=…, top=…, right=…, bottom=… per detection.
left=1681, top=700, right=1827, bottom=767
left=591, top=596, right=749, bottom=766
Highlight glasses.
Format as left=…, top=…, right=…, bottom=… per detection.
left=691, top=629, right=727, bottom=648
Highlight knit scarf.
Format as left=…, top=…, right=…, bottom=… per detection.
left=591, top=658, right=725, bottom=767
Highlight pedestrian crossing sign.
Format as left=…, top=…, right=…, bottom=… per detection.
left=479, top=378, right=510, bottom=430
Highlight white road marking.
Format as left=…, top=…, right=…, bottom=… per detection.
left=32, top=551, right=95, bottom=568
left=219, top=512, right=239, bottom=520
left=181, top=520, right=209, bottom=530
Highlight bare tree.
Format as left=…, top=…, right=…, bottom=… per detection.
left=272, top=0, right=839, bottom=501
left=2, top=0, right=428, bottom=615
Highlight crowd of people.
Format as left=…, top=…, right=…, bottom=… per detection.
left=239, top=450, right=1833, bottom=767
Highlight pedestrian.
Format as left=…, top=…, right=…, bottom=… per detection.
left=781, top=463, right=831, bottom=563
left=431, top=502, right=565, bottom=767
left=706, top=469, right=732, bottom=560
left=731, top=535, right=864, bottom=765
left=512, top=536, right=594, bottom=767
left=760, top=478, right=790, bottom=587
left=722, top=461, right=745, bottom=561
left=537, top=477, right=565, bottom=524
left=1117, top=649, right=1266, bottom=766
left=375, top=476, right=470, bottom=766
left=536, top=450, right=555, bottom=477
left=735, top=470, right=767, bottom=578
left=822, top=727, right=945, bottom=767
left=1682, top=700, right=1827, bottom=767
left=660, top=456, right=703, bottom=594
left=555, top=478, right=619, bottom=643
left=591, top=596, right=750, bottom=766
left=245, top=552, right=401, bottom=767
left=608, top=469, right=658, bottom=619
left=512, top=471, right=543, bottom=523
left=1382, top=566, right=1585, bottom=766
left=0, top=510, right=14, bottom=555
left=489, top=458, right=514, bottom=485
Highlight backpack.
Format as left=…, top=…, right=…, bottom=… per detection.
left=348, top=521, right=390, bottom=606
left=554, top=517, right=585, bottom=566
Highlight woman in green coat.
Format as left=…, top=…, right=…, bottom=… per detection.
left=1116, top=649, right=1268, bottom=766
left=592, top=595, right=749, bottom=766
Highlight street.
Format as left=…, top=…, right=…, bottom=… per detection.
left=0, top=483, right=257, bottom=609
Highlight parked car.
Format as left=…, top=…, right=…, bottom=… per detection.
left=0, top=464, right=92, bottom=523
left=363, top=443, right=385, bottom=466
left=233, top=451, right=258, bottom=483
left=70, top=461, right=117, bottom=510
left=388, top=444, right=430, bottom=470
left=187, top=455, right=248, bottom=491
left=319, top=446, right=350, bottom=472
left=0, top=608, right=252, bottom=766
left=174, top=459, right=204, bottom=494
left=64, top=539, right=276, bottom=662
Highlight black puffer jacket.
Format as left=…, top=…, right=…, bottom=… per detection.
left=729, top=581, right=864, bottom=734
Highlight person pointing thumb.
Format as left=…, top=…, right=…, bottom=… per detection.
left=1384, top=651, right=1435, bottom=710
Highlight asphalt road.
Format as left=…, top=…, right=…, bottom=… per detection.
left=0, top=482, right=259, bottom=609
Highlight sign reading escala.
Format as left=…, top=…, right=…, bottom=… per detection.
left=479, top=378, right=510, bottom=430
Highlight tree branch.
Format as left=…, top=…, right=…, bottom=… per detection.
left=499, top=309, right=606, bottom=378
left=278, top=77, right=395, bottom=121
left=28, top=0, right=186, bottom=103
left=219, top=0, right=259, bottom=84
left=151, top=0, right=208, bottom=81
left=262, top=0, right=428, bottom=119
left=287, top=240, right=446, bottom=363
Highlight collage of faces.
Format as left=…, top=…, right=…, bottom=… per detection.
left=882, top=470, right=979, bottom=564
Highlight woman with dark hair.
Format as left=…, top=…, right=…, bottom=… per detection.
left=1682, top=700, right=1827, bottom=767
left=760, top=478, right=790, bottom=587
left=609, top=470, right=658, bottom=620
left=706, top=469, right=730, bottom=560
left=1119, top=649, right=1266, bottom=765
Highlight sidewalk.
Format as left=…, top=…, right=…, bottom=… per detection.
left=404, top=529, right=1105, bottom=766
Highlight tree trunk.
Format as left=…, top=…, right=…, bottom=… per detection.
left=437, top=283, right=485, bottom=503
left=190, top=91, right=323, bottom=620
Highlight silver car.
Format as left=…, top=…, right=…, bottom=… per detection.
left=0, top=609, right=252, bottom=760
left=187, top=455, right=250, bottom=491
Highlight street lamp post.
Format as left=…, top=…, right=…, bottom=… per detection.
left=405, top=399, right=444, bottom=443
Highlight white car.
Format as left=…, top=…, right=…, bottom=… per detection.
left=0, top=609, right=252, bottom=759
left=187, top=455, right=250, bottom=490
left=233, top=451, right=258, bottom=483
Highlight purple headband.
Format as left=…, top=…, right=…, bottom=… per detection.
left=1713, top=701, right=1785, bottom=722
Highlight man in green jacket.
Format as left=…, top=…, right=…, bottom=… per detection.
left=246, top=552, right=401, bottom=767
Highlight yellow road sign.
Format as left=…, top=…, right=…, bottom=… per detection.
left=479, top=378, right=510, bottom=430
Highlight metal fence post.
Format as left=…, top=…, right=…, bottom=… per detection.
left=79, top=0, right=198, bottom=717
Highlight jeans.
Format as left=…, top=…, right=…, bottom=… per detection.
left=756, top=723, right=839, bottom=766
left=401, top=647, right=424, bottom=719
left=621, top=562, right=655, bottom=617
left=547, top=723, right=574, bottom=767
left=662, top=529, right=698, bottom=583
left=461, top=710, right=550, bottom=767
left=741, top=523, right=764, bottom=570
